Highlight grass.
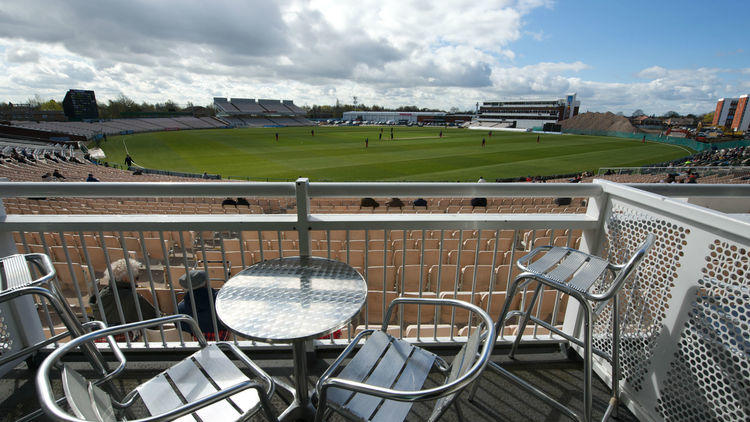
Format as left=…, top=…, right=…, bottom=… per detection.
left=98, top=126, right=693, bottom=181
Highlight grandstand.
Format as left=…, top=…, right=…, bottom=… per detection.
left=5, top=98, right=311, bottom=139
left=8, top=116, right=228, bottom=138
left=230, top=98, right=266, bottom=114
left=473, top=93, right=580, bottom=130
left=213, top=97, right=313, bottom=127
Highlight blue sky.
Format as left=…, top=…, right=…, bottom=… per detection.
left=0, top=0, right=747, bottom=115
left=515, top=1, right=748, bottom=84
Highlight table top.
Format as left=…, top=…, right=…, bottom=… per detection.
left=215, top=256, right=367, bottom=343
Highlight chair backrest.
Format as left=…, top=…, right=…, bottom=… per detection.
left=62, top=365, right=116, bottom=422
left=428, top=326, right=483, bottom=421
left=596, top=233, right=655, bottom=301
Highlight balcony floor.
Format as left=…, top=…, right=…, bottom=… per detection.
left=1, top=346, right=638, bottom=421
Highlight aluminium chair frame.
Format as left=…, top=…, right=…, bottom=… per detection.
left=36, top=314, right=278, bottom=422
left=472, top=234, right=654, bottom=422
left=0, top=253, right=108, bottom=370
left=314, top=297, right=496, bottom=422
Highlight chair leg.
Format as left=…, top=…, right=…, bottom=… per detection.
left=610, top=295, right=621, bottom=420
left=509, top=282, right=542, bottom=359
left=582, top=300, right=594, bottom=422
left=493, top=277, right=523, bottom=343
left=454, top=399, right=465, bottom=422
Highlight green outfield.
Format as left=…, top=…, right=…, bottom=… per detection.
left=98, top=126, right=693, bottom=181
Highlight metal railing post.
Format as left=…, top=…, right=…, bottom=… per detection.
left=296, top=178, right=311, bottom=257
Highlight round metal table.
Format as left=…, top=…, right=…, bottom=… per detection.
left=216, top=256, right=367, bottom=421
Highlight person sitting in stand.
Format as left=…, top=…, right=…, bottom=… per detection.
left=86, top=173, right=100, bottom=182
left=662, top=173, right=677, bottom=184
left=89, top=258, right=157, bottom=340
left=386, top=197, right=405, bottom=209
left=221, top=197, right=237, bottom=207
left=52, top=169, right=65, bottom=179
left=236, top=197, right=250, bottom=207
left=41, top=172, right=52, bottom=180
left=413, top=198, right=428, bottom=208
left=177, top=270, right=230, bottom=341
left=11, top=150, right=27, bottom=164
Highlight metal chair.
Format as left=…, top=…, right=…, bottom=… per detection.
left=0, top=253, right=105, bottom=368
left=37, top=315, right=279, bottom=422
left=472, top=233, right=654, bottom=422
left=1, top=253, right=117, bottom=422
left=314, top=297, right=496, bottom=422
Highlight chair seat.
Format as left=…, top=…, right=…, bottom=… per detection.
left=136, top=344, right=261, bottom=421
left=520, top=247, right=610, bottom=298
left=328, top=331, right=437, bottom=421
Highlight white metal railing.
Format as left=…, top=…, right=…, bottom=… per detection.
left=0, top=180, right=598, bottom=348
left=1, top=179, right=749, bottom=421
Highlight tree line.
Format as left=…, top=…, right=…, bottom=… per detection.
left=1, top=94, right=714, bottom=121
left=0, top=94, right=215, bottom=119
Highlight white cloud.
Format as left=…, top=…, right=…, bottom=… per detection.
left=5, top=47, right=39, bottom=63
left=0, top=0, right=741, bottom=114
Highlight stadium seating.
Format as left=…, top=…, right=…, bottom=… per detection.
left=10, top=116, right=229, bottom=137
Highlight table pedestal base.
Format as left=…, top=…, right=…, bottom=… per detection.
left=277, top=340, right=317, bottom=421
left=278, top=399, right=317, bottom=422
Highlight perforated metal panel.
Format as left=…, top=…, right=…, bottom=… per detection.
left=655, top=239, right=749, bottom=421
left=0, top=306, right=10, bottom=357
left=598, top=205, right=687, bottom=391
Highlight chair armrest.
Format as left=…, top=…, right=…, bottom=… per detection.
left=315, top=329, right=375, bottom=394
left=36, top=316, right=209, bottom=421
left=214, top=342, right=276, bottom=399
left=589, top=233, right=654, bottom=301
left=384, top=297, right=491, bottom=323
left=514, top=245, right=555, bottom=269
left=25, top=253, right=57, bottom=286
left=38, top=315, right=204, bottom=388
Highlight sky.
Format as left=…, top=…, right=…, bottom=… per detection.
left=0, top=0, right=747, bottom=115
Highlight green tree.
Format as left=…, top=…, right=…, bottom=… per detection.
left=39, top=99, right=63, bottom=111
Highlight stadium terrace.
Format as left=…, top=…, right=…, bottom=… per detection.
left=0, top=110, right=748, bottom=422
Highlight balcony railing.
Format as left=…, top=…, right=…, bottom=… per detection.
left=0, top=179, right=748, bottom=421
